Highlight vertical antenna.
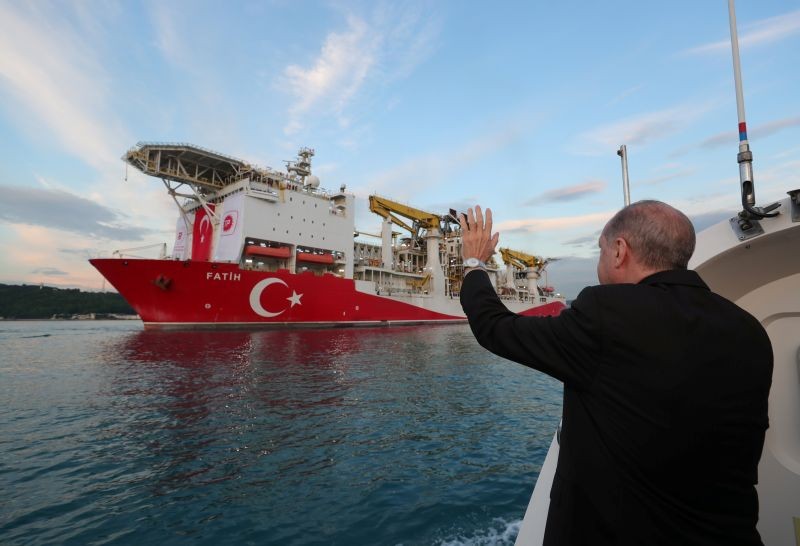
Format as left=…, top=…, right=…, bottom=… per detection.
left=728, top=0, right=753, bottom=208
left=728, top=0, right=779, bottom=221
left=617, top=145, right=631, bottom=206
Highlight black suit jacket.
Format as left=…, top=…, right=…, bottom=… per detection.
left=460, top=269, right=773, bottom=545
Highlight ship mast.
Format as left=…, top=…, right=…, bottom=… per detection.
left=617, top=144, right=631, bottom=207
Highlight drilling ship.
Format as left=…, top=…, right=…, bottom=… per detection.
left=90, top=143, right=565, bottom=328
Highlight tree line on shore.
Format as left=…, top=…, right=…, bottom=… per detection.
left=0, top=284, right=135, bottom=319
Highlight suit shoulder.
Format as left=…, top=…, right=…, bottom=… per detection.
left=574, top=283, right=641, bottom=305
left=708, top=292, right=771, bottom=339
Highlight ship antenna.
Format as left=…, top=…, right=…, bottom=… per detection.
left=617, top=144, right=631, bottom=206
left=728, top=0, right=779, bottom=223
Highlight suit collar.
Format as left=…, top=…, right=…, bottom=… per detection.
left=637, top=269, right=709, bottom=289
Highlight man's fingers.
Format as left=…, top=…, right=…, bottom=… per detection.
left=467, top=207, right=476, bottom=228
left=475, top=205, right=484, bottom=230
left=485, top=208, right=493, bottom=234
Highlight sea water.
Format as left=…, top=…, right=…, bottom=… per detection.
left=0, top=321, right=562, bottom=546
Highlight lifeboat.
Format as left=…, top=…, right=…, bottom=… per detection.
left=296, top=251, right=334, bottom=264
left=245, top=245, right=291, bottom=259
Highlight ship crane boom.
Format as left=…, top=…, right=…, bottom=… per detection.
left=499, top=247, right=548, bottom=271
left=368, top=195, right=444, bottom=240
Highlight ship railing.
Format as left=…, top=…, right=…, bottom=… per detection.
left=111, top=243, right=168, bottom=260
left=499, top=294, right=531, bottom=303
left=132, top=141, right=248, bottom=166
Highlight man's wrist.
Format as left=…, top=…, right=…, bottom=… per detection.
left=464, top=267, right=488, bottom=278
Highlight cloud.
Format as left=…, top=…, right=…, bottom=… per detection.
left=546, top=257, right=599, bottom=300
left=0, top=3, right=176, bottom=236
left=351, top=122, right=526, bottom=233
left=575, top=103, right=713, bottom=154
left=364, top=124, right=525, bottom=198
left=683, top=9, right=800, bottom=55
left=150, top=3, right=187, bottom=67
left=564, top=234, right=598, bottom=247
left=696, top=116, right=800, bottom=150
left=497, top=211, right=614, bottom=234
left=638, top=168, right=696, bottom=186
left=280, top=5, right=439, bottom=135
left=689, top=209, right=733, bottom=233
left=0, top=3, right=127, bottom=172
left=58, top=247, right=113, bottom=260
left=1, top=224, right=107, bottom=289
left=31, top=267, right=68, bottom=276
left=0, top=186, right=152, bottom=240
left=524, top=181, right=606, bottom=205
left=423, top=198, right=480, bottom=218
left=283, top=15, right=375, bottom=135
left=606, top=84, right=644, bottom=106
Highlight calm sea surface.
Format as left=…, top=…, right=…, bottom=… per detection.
left=0, top=321, right=562, bottom=546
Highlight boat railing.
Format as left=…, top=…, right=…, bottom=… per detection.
left=111, top=243, right=168, bottom=260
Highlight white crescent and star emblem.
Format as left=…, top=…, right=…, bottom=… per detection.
left=199, top=215, right=211, bottom=243
left=249, top=278, right=304, bottom=318
left=287, top=290, right=303, bottom=307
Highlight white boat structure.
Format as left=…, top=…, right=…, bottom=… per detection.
left=516, top=2, right=800, bottom=544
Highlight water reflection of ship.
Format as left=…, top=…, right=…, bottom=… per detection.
left=112, top=328, right=369, bottom=405
left=100, top=324, right=491, bottom=504
left=103, top=328, right=374, bottom=496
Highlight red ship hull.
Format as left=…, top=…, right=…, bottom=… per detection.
left=91, top=259, right=565, bottom=329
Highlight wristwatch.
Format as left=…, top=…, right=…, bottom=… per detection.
left=464, top=257, right=487, bottom=269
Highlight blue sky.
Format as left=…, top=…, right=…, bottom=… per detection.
left=1, top=1, right=798, bottom=298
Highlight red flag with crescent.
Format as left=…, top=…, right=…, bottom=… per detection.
left=191, top=205, right=215, bottom=261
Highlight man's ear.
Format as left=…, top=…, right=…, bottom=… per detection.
left=613, top=238, right=628, bottom=268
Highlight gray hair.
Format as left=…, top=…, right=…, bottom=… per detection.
left=603, top=200, right=696, bottom=270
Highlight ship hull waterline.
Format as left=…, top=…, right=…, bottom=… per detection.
left=91, top=258, right=565, bottom=330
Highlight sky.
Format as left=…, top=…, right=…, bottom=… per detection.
left=0, top=0, right=798, bottom=299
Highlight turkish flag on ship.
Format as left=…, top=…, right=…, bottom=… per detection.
left=191, top=204, right=215, bottom=261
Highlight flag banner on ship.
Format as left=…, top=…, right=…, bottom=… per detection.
left=213, top=193, right=244, bottom=262
left=191, top=204, right=215, bottom=261
left=172, top=215, right=189, bottom=260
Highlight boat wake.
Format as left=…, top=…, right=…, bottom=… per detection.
left=437, top=518, right=521, bottom=546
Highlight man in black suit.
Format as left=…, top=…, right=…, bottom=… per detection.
left=459, top=201, right=772, bottom=545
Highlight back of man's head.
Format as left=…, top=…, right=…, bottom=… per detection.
left=603, top=200, right=696, bottom=271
